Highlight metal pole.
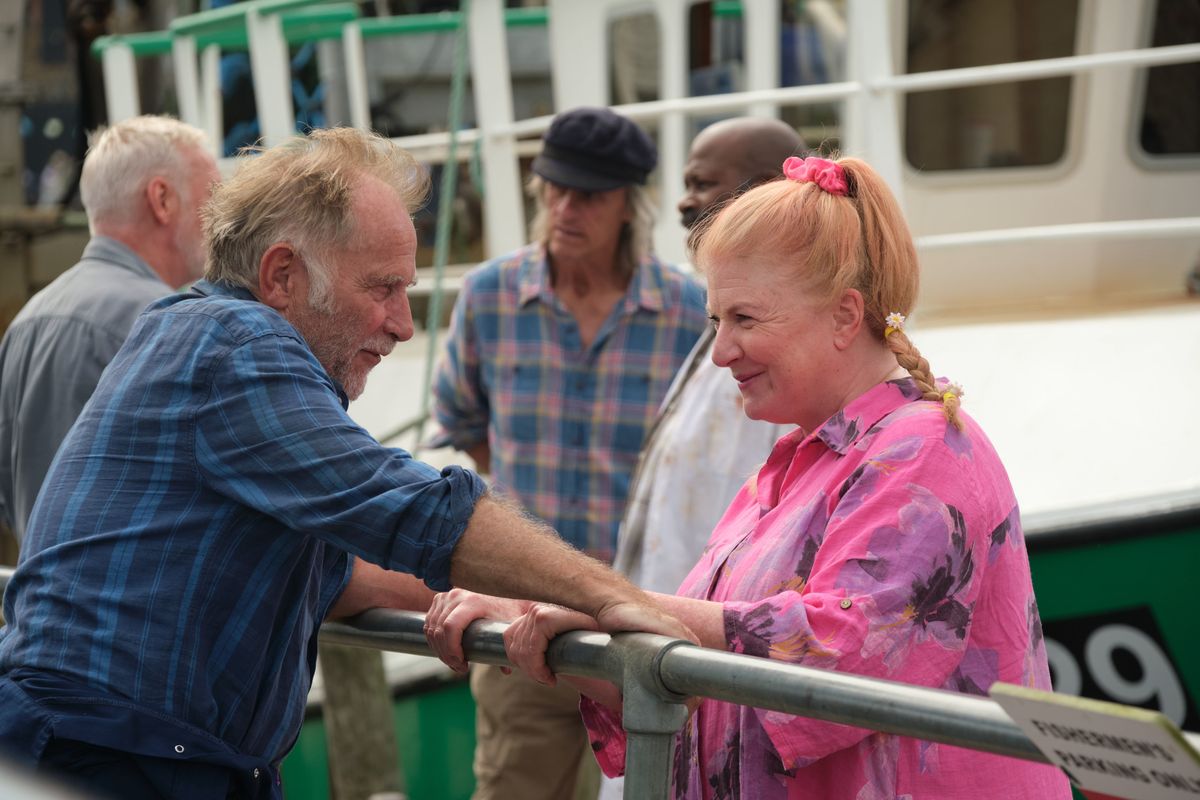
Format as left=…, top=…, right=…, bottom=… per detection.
left=246, top=6, right=295, bottom=146
left=612, top=634, right=691, bottom=800
left=7, top=574, right=1200, bottom=774
left=659, top=644, right=1046, bottom=762
left=200, top=44, right=223, bottom=158
left=171, top=35, right=203, bottom=130
left=100, top=44, right=141, bottom=123
left=342, top=21, right=370, bottom=131
left=468, top=0, right=525, bottom=258
left=413, top=0, right=471, bottom=448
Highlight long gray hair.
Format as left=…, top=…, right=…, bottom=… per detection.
left=527, top=175, right=657, bottom=277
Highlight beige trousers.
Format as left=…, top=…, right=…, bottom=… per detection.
left=469, top=663, right=598, bottom=800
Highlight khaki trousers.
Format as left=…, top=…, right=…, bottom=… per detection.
left=469, top=663, right=596, bottom=800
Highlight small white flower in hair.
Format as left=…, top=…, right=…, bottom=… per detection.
left=936, top=380, right=965, bottom=398
left=884, top=312, right=906, bottom=337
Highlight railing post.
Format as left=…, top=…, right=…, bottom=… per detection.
left=741, top=0, right=780, bottom=119
left=654, top=0, right=689, bottom=266
left=200, top=43, right=223, bottom=158
left=468, top=0, right=525, bottom=259
left=246, top=5, right=296, bottom=147
left=171, top=34, right=203, bottom=131
left=100, top=42, right=141, bottom=123
left=612, top=634, right=691, bottom=799
left=845, top=0, right=905, bottom=208
left=342, top=21, right=370, bottom=131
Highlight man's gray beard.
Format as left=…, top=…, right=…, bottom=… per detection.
left=286, top=301, right=368, bottom=400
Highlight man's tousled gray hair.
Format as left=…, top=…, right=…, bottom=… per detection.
left=79, top=115, right=210, bottom=234
left=203, top=127, right=430, bottom=306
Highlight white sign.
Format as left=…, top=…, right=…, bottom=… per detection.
left=991, top=682, right=1200, bottom=800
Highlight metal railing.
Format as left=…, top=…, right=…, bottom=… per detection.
left=3, top=565, right=1197, bottom=798
left=325, top=608, right=1200, bottom=799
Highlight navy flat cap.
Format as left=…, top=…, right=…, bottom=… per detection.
left=532, top=106, right=657, bottom=192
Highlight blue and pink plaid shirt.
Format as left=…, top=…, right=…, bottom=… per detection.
left=433, top=245, right=708, bottom=563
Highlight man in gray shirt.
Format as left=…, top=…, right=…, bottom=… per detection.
left=0, top=115, right=220, bottom=543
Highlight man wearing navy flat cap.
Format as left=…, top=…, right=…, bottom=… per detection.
left=433, top=107, right=708, bottom=799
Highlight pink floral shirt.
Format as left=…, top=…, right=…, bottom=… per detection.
left=582, top=378, right=1071, bottom=799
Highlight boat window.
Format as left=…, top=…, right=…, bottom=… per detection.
left=1138, top=0, right=1200, bottom=157
left=609, top=9, right=662, bottom=105
left=904, top=0, right=1080, bottom=171
left=679, top=1, right=846, bottom=151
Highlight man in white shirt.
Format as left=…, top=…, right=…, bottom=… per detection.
left=614, top=117, right=806, bottom=595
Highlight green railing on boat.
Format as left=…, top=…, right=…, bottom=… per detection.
left=91, top=2, right=550, bottom=58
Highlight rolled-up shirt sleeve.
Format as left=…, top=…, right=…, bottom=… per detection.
left=194, top=331, right=487, bottom=591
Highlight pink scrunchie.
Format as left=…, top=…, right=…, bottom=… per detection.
left=782, top=156, right=849, bottom=196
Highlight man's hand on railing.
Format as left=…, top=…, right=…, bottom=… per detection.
left=424, top=588, right=533, bottom=673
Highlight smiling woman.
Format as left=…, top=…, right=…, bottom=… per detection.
left=487, top=154, right=1074, bottom=799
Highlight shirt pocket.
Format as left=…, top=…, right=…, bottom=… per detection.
left=494, top=363, right=544, bottom=444
left=609, top=370, right=656, bottom=456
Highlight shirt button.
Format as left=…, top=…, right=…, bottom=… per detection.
left=253, top=768, right=261, bottom=779
left=174, top=744, right=185, bottom=753
left=839, top=598, right=853, bottom=609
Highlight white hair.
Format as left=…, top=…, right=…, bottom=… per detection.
left=299, top=250, right=337, bottom=313
left=79, top=115, right=210, bottom=234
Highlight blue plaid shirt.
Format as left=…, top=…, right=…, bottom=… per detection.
left=433, top=245, right=707, bottom=562
left=0, top=280, right=486, bottom=775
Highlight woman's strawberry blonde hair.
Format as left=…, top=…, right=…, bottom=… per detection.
left=689, top=155, right=962, bottom=429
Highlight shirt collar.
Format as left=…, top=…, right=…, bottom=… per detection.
left=755, top=377, right=923, bottom=511
left=189, top=280, right=352, bottom=409
left=190, top=279, right=257, bottom=302
left=517, top=245, right=666, bottom=314
left=83, top=236, right=165, bottom=287
left=517, top=246, right=551, bottom=307
left=814, top=377, right=925, bottom=455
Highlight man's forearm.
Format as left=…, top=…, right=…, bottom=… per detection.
left=328, top=557, right=436, bottom=619
left=449, top=493, right=646, bottom=618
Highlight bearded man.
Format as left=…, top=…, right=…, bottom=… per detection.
left=0, top=128, right=691, bottom=800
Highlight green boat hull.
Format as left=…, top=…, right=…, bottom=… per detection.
left=282, top=675, right=477, bottom=800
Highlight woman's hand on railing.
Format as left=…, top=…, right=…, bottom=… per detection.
left=424, top=588, right=532, bottom=673
left=503, top=603, right=599, bottom=686
left=594, top=598, right=700, bottom=646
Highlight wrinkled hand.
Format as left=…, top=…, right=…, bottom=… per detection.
left=424, top=588, right=531, bottom=673
left=594, top=599, right=699, bottom=645
left=596, top=599, right=703, bottom=716
left=503, top=604, right=599, bottom=686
